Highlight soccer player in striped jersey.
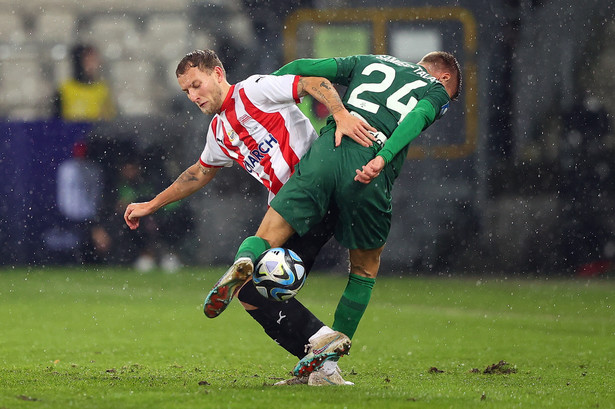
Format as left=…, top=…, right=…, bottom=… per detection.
left=123, top=49, right=374, bottom=381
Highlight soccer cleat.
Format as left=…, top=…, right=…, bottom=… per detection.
left=274, top=364, right=353, bottom=386
left=203, top=257, right=253, bottom=318
left=292, top=331, right=351, bottom=377
left=273, top=375, right=309, bottom=386
left=308, top=365, right=354, bottom=386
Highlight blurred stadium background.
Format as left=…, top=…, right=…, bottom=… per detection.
left=1, top=0, right=613, bottom=275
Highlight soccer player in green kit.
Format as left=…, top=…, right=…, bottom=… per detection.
left=205, top=52, right=462, bottom=385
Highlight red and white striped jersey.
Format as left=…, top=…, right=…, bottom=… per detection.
left=199, top=74, right=318, bottom=203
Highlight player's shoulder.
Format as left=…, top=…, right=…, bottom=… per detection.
left=238, top=74, right=264, bottom=92
left=243, top=74, right=291, bottom=87
left=345, top=54, right=415, bottom=68
left=423, top=84, right=451, bottom=120
left=339, top=54, right=422, bottom=76
left=234, top=74, right=268, bottom=102
left=373, top=54, right=414, bottom=67
left=242, top=74, right=292, bottom=94
left=240, top=74, right=297, bottom=106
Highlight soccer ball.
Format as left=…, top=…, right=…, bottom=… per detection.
left=252, top=248, right=306, bottom=301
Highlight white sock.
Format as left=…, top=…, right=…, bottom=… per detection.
left=308, top=326, right=335, bottom=344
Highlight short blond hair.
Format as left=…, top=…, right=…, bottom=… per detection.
left=176, top=49, right=225, bottom=77
left=419, top=51, right=462, bottom=100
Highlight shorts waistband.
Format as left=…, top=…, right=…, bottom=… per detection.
left=349, top=111, right=388, bottom=148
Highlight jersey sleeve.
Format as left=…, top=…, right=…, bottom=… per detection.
left=272, top=58, right=338, bottom=80
left=376, top=99, right=437, bottom=164
left=199, top=119, right=234, bottom=168
left=242, top=74, right=302, bottom=109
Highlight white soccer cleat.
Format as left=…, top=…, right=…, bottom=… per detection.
left=308, top=364, right=354, bottom=386
left=203, top=257, right=253, bottom=318
left=293, top=331, right=351, bottom=377
left=275, top=362, right=353, bottom=386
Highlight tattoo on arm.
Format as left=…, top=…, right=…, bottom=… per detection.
left=319, top=80, right=332, bottom=90
left=178, top=168, right=199, bottom=184
left=165, top=163, right=213, bottom=200
left=308, top=79, right=344, bottom=115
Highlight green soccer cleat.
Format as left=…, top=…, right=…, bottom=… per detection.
left=203, top=257, right=253, bottom=318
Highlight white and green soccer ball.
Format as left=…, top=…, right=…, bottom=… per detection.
left=252, top=248, right=306, bottom=301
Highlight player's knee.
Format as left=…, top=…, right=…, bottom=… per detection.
left=349, top=247, right=383, bottom=279
left=350, top=264, right=379, bottom=279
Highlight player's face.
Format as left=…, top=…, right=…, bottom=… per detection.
left=177, top=66, right=224, bottom=115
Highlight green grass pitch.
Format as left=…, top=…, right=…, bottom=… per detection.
left=1, top=266, right=613, bottom=408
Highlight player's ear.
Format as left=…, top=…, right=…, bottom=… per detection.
left=438, top=72, right=451, bottom=84
left=213, top=65, right=225, bottom=81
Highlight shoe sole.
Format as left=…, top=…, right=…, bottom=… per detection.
left=292, top=336, right=352, bottom=377
left=203, top=259, right=253, bottom=318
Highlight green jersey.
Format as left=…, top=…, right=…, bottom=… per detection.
left=333, top=54, right=449, bottom=137
left=274, top=55, right=451, bottom=175
left=272, top=54, right=453, bottom=249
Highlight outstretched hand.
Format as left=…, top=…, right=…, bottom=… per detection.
left=334, top=110, right=377, bottom=147
left=123, top=202, right=153, bottom=230
left=354, top=156, right=385, bottom=184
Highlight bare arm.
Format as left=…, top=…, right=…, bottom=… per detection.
left=124, top=161, right=219, bottom=230
left=297, top=76, right=377, bottom=147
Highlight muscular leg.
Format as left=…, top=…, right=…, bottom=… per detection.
left=255, top=207, right=296, bottom=249
left=348, top=246, right=383, bottom=279
left=332, top=246, right=384, bottom=338
left=283, top=208, right=338, bottom=274
left=238, top=283, right=325, bottom=358
left=234, top=207, right=296, bottom=264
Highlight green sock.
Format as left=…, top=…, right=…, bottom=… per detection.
left=235, top=236, right=271, bottom=263
left=332, top=273, right=376, bottom=339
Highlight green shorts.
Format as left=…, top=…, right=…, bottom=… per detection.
left=270, top=127, right=394, bottom=250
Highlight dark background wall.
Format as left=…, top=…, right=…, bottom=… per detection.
left=1, top=0, right=614, bottom=275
